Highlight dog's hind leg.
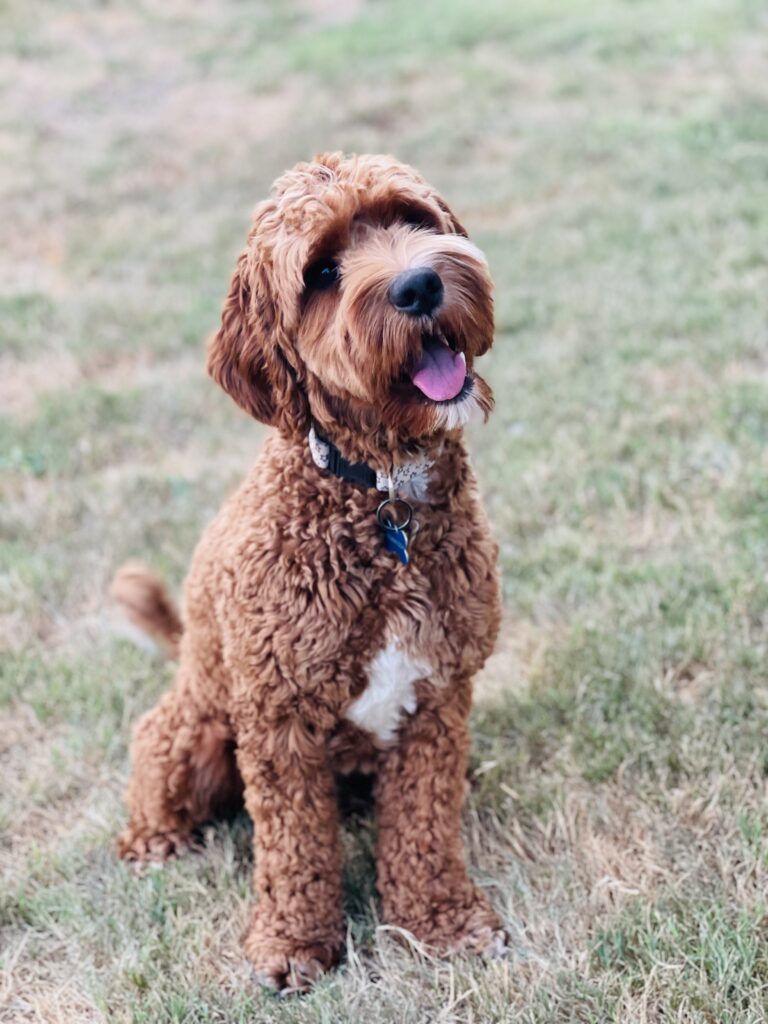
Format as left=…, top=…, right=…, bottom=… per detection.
left=117, top=670, right=243, bottom=863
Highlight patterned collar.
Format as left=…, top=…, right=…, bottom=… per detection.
left=308, top=427, right=434, bottom=501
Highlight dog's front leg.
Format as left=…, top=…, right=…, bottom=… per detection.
left=374, top=677, right=507, bottom=957
left=235, top=710, right=344, bottom=993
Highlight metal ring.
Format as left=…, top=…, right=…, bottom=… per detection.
left=376, top=497, right=413, bottom=531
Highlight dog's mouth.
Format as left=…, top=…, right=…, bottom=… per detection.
left=405, top=331, right=469, bottom=403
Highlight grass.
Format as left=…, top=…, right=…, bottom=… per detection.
left=2, top=0, right=768, bottom=1020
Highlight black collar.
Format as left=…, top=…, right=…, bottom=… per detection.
left=311, top=428, right=377, bottom=489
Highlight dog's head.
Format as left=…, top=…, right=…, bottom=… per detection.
left=208, top=153, right=494, bottom=451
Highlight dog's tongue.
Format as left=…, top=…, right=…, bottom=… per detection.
left=410, top=337, right=467, bottom=402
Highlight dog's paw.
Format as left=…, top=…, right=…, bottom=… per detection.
left=116, top=826, right=196, bottom=864
left=386, top=895, right=508, bottom=960
left=245, top=933, right=341, bottom=995
left=438, top=901, right=509, bottom=959
left=449, top=922, right=509, bottom=958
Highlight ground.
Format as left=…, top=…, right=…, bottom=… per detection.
left=1, top=1, right=768, bottom=1021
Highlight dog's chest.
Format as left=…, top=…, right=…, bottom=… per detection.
left=345, top=637, right=431, bottom=744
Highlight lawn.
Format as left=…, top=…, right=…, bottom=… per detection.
left=2, top=0, right=768, bottom=1020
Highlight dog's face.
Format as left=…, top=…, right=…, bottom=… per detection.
left=208, top=153, right=494, bottom=448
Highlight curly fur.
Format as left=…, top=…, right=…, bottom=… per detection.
left=116, top=152, right=505, bottom=992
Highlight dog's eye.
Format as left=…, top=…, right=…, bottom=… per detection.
left=304, top=258, right=340, bottom=291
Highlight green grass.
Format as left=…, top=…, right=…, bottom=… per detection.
left=2, top=0, right=768, bottom=1020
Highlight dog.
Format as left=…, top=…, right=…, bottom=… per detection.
left=113, top=152, right=506, bottom=992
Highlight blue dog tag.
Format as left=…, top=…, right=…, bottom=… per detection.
left=383, top=523, right=410, bottom=565
left=376, top=497, right=413, bottom=567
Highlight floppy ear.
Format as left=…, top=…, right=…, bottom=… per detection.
left=207, top=251, right=310, bottom=435
left=207, top=252, right=280, bottom=425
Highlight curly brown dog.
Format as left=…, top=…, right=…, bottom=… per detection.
left=114, top=152, right=506, bottom=992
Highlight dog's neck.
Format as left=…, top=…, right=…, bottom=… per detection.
left=308, top=427, right=436, bottom=502
left=307, top=407, right=449, bottom=466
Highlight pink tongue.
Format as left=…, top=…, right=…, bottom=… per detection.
left=410, top=338, right=467, bottom=401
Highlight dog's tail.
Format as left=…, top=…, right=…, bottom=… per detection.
left=110, top=562, right=183, bottom=659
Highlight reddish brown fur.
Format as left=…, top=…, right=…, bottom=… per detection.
left=117, top=152, right=505, bottom=991
left=111, top=562, right=183, bottom=658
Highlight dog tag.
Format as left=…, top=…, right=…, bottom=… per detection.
left=383, top=523, right=410, bottom=565
left=376, top=498, right=413, bottom=567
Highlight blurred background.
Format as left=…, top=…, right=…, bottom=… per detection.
left=2, top=1, right=768, bottom=1021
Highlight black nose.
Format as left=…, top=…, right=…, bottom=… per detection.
left=388, top=267, right=444, bottom=317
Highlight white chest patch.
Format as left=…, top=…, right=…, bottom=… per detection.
left=346, top=638, right=431, bottom=744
